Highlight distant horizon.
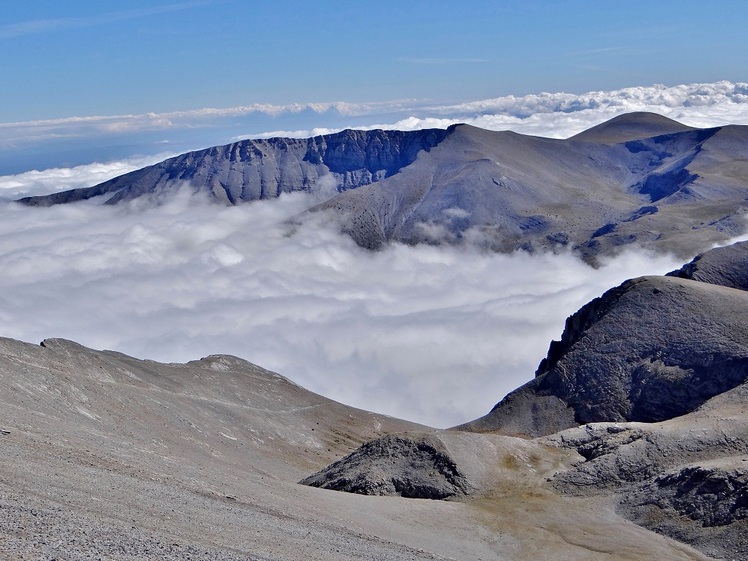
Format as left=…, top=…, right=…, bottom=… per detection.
left=2, top=79, right=748, bottom=177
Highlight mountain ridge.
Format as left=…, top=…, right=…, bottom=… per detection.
left=18, top=113, right=748, bottom=261
left=17, top=127, right=450, bottom=207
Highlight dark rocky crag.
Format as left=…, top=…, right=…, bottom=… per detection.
left=460, top=274, right=748, bottom=437
left=668, top=239, right=748, bottom=291
left=460, top=240, right=748, bottom=438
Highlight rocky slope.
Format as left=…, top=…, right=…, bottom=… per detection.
left=302, top=241, right=748, bottom=560
left=17, top=113, right=748, bottom=260
left=0, top=336, right=713, bottom=561
left=17, top=128, right=449, bottom=206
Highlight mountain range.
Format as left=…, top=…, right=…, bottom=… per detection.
left=18, top=112, right=748, bottom=261
left=4, top=114, right=748, bottom=559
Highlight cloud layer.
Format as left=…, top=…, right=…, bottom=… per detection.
left=0, top=188, right=684, bottom=427
left=0, top=154, right=173, bottom=199
left=3, top=80, right=747, bottom=174
left=4, top=80, right=747, bottom=146
left=1, top=82, right=746, bottom=427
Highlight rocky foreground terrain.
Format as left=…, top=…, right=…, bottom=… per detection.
left=304, top=241, right=748, bottom=560
left=18, top=112, right=748, bottom=261
left=3, top=242, right=748, bottom=559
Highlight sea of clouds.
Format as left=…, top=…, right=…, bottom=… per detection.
left=1, top=81, right=747, bottom=427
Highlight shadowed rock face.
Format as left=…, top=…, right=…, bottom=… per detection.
left=16, top=112, right=748, bottom=260
left=620, top=463, right=748, bottom=560
left=627, top=464, right=748, bottom=528
left=17, top=128, right=450, bottom=206
left=300, top=433, right=471, bottom=499
left=461, top=275, right=748, bottom=437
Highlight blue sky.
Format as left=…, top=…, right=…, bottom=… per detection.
left=4, top=1, right=745, bottom=119
left=1, top=0, right=746, bottom=172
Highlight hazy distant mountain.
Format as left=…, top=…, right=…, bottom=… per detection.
left=19, top=112, right=748, bottom=260
left=18, top=128, right=448, bottom=205
left=569, top=111, right=696, bottom=143
left=313, top=117, right=748, bottom=260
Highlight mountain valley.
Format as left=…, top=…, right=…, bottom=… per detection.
left=4, top=114, right=748, bottom=559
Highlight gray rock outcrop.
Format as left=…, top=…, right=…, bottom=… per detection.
left=620, top=462, right=748, bottom=559
left=461, top=274, right=748, bottom=437
left=18, top=128, right=449, bottom=206
left=541, top=380, right=748, bottom=560
left=300, top=433, right=472, bottom=499
left=668, top=240, right=748, bottom=291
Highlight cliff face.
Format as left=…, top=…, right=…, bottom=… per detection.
left=462, top=275, right=748, bottom=436
left=18, top=128, right=450, bottom=206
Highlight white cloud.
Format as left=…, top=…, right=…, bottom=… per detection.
left=0, top=187, right=683, bottom=427
left=0, top=82, right=745, bottom=427
left=0, top=154, right=174, bottom=199
left=4, top=81, right=748, bottom=154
